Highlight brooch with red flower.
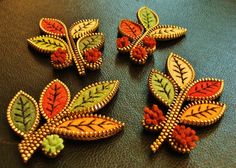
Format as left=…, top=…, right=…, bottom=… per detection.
left=142, top=53, right=226, bottom=154
left=28, top=18, right=105, bottom=75
left=116, top=6, right=187, bottom=64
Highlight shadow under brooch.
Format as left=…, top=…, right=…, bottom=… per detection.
left=116, top=6, right=187, bottom=64
left=7, top=79, right=124, bottom=162
left=142, top=53, right=226, bottom=154
left=28, top=18, right=104, bottom=75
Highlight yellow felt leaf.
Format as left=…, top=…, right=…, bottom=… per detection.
left=181, top=101, right=226, bottom=126
left=70, top=19, right=99, bottom=39
left=149, top=25, right=187, bottom=40
left=167, top=53, right=195, bottom=90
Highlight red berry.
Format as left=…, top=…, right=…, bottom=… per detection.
left=117, top=36, right=130, bottom=48
left=144, top=104, right=165, bottom=126
left=131, top=45, right=147, bottom=60
left=51, top=48, right=67, bottom=64
left=142, top=36, right=156, bottom=48
left=172, top=125, right=199, bottom=148
left=84, top=48, right=102, bottom=63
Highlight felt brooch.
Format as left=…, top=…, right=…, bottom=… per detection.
left=116, top=6, right=187, bottom=64
left=28, top=18, right=104, bottom=75
left=142, top=53, right=226, bottom=153
left=6, top=79, right=124, bottom=162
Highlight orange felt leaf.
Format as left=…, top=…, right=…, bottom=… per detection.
left=181, top=101, right=226, bottom=126
left=51, top=114, right=124, bottom=140
left=40, top=18, right=66, bottom=35
left=39, top=80, right=70, bottom=120
left=119, top=20, right=144, bottom=39
left=186, top=79, right=224, bottom=100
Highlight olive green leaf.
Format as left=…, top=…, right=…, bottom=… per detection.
left=27, top=35, right=68, bottom=53
left=70, top=19, right=99, bottom=39
left=69, top=80, right=119, bottom=114
left=149, top=25, right=187, bottom=40
left=7, top=91, right=40, bottom=136
left=77, top=33, right=104, bottom=52
left=137, top=6, right=159, bottom=30
left=148, top=70, right=177, bottom=106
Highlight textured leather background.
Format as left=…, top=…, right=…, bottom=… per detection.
left=0, top=0, right=236, bottom=168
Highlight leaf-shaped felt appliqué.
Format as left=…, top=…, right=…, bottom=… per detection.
left=118, top=19, right=144, bottom=39
left=148, top=70, right=177, bottom=106
left=69, top=80, right=119, bottom=114
left=167, top=53, right=195, bottom=90
left=39, top=18, right=66, bottom=36
left=7, top=91, right=40, bottom=136
left=180, top=101, right=226, bottom=126
left=149, top=25, right=187, bottom=40
left=39, top=79, right=70, bottom=120
left=70, top=19, right=99, bottom=39
left=27, top=35, right=68, bottom=53
left=51, top=114, right=124, bottom=140
left=77, top=33, right=104, bottom=52
left=137, top=6, right=159, bottom=29
left=186, top=79, right=224, bottom=101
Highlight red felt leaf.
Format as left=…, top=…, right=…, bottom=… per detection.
left=119, top=20, right=143, bottom=39
left=41, top=81, right=69, bottom=119
left=40, top=18, right=66, bottom=35
left=187, top=79, right=223, bottom=100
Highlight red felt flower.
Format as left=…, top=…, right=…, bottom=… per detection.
left=131, top=45, right=147, bottom=60
left=51, top=48, right=67, bottom=64
left=84, top=48, right=102, bottom=63
left=172, top=125, right=199, bottom=148
left=116, top=36, right=130, bottom=48
left=144, top=104, right=165, bottom=125
left=142, top=36, right=156, bottom=48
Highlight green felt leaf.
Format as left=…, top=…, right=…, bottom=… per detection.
left=8, top=92, right=39, bottom=134
left=137, top=6, right=159, bottom=29
left=69, top=81, right=119, bottom=113
left=28, top=35, right=67, bottom=53
left=149, top=70, right=176, bottom=106
left=77, top=33, right=104, bottom=52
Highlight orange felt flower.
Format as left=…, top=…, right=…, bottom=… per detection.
left=117, top=36, right=130, bottom=48
left=131, top=45, right=147, bottom=60
left=172, top=125, right=199, bottom=148
left=142, top=36, right=156, bottom=48
left=84, top=48, right=102, bottom=63
left=51, top=48, right=67, bottom=64
left=144, top=104, right=165, bottom=125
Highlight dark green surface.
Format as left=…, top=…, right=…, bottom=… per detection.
left=0, top=0, right=235, bottom=167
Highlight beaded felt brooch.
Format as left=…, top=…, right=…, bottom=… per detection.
left=28, top=18, right=104, bottom=75
left=142, top=53, right=226, bottom=153
left=116, top=6, right=187, bottom=64
left=7, top=79, right=124, bottom=162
